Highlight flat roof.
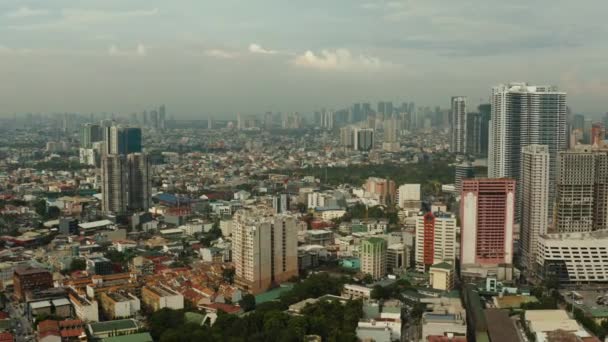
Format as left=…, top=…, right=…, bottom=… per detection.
left=52, top=298, right=71, bottom=306
left=29, top=300, right=52, bottom=309
left=79, top=220, right=113, bottom=230
left=89, top=319, right=138, bottom=334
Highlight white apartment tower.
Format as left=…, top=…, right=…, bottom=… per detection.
left=415, top=212, right=457, bottom=272
left=489, top=83, right=567, bottom=208
left=450, top=96, right=467, bottom=154
left=520, top=145, right=550, bottom=272
left=233, top=207, right=298, bottom=294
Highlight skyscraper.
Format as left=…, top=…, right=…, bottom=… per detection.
left=478, top=103, right=491, bottom=157
left=466, top=112, right=481, bottom=155
left=450, top=96, right=467, bottom=154
left=554, top=146, right=608, bottom=233
left=488, top=83, right=566, bottom=207
left=520, top=145, right=550, bottom=273
left=103, top=126, right=142, bottom=155
left=159, top=105, right=166, bottom=130
left=354, top=128, right=374, bottom=151
left=101, top=154, right=128, bottom=214
left=127, top=153, right=151, bottom=212
left=360, top=237, right=387, bottom=280
left=415, top=212, right=457, bottom=272
left=233, top=207, right=298, bottom=294
left=460, top=179, right=515, bottom=268
left=80, top=124, right=102, bottom=149
left=340, top=126, right=354, bottom=149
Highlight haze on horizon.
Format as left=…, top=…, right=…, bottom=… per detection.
left=1, top=0, right=607, bottom=119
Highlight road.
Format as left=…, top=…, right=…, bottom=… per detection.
left=6, top=301, right=34, bottom=342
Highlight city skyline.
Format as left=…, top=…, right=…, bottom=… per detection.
left=1, top=0, right=608, bottom=117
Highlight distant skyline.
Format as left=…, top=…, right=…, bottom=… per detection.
left=1, top=0, right=607, bottom=118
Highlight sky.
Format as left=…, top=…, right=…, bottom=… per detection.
left=1, top=0, right=607, bottom=118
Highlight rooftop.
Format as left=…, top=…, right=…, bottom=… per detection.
left=88, top=319, right=138, bottom=334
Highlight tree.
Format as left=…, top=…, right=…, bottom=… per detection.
left=239, top=294, right=256, bottom=312
left=69, top=258, right=86, bottom=272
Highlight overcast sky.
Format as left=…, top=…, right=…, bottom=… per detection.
left=1, top=0, right=607, bottom=118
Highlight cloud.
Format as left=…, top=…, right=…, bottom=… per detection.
left=292, top=49, right=389, bottom=71
left=108, top=43, right=147, bottom=57
left=205, top=49, right=238, bottom=59
left=6, top=6, right=49, bottom=18
left=249, top=43, right=277, bottom=55
left=9, top=8, right=158, bottom=30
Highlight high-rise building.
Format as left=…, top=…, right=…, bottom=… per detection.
left=150, top=110, right=159, bottom=129
left=397, top=184, right=421, bottom=210
left=382, top=118, right=400, bottom=152
left=354, top=128, right=374, bottom=151
left=101, top=154, right=128, bottom=215
left=466, top=112, right=481, bottom=155
left=520, top=145, right=550, bottom=273
left=103, top=126, right=142, bottom=155
left=415, top=212, right=457, bottom=272
left=364, top=177, right=396, bottom=205
left=81, top=124, right=102, bottom=149
left=272, top=194, right=289, bottom=214
left=233, top=207, right=298, bottom=294
left=592, top=123, right=604, bottom=146
left=460, top=179, right=515, bottom=267
left=488, top=83, right=566, bottom=207
left=454, top=162, right=475, bottom=194
left=555, top=146, right=606, bottom=233
left=450, top=96, right=467, bottom=154
left=127, top=153, right=151, bottom=212
left=159, top=105, right=166, bottom=130
left=478, top=103, right=491, bottom=157
left=360, top=237, right=387, bottom=280
left=340, top=126, right=354, bottom=149
left=102, top=153, right=151, bottom=215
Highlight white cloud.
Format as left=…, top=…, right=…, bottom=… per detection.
left=6, top=6, right=49, bottom=18
left=249, top=43, right=277, bottom=55
left=205, top=49, right=238, bottom=59
left=292, top=49, right=389, bottom=71
left=108, top=43, right=147, bottom=57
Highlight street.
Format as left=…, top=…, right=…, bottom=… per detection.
left=6, top=301, right=34, bottom=342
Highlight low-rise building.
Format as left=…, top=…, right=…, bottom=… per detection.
left=13, top=266, right=53, bottom=301
left=342, top=284, right=372, bottom=300
left=99, top=291, right=140, bottom=320
left=69, top=290, right=99, bottom=322
left=141, top=285, right=184, bottom=311
left=87, top=319, right=140, bottom=339
left=429, top=262, right=455, bottom=291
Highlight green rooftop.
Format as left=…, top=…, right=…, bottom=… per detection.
left=255, top=283, right=295, bottom=304
left=365, top=237, right=386, bottom=245
left=101, top=333, right=153, bottom=342
left=89, top=319, right=138, bottom=334
left=430, top=262, right=453, bottom=270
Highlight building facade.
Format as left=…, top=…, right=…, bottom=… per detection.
left=520, top=145, right=550, bottom=273
left=13, top=267, right=53, bottom=301
left=415, top=212, right=457, bottom=272
left=488, top=83, right=566, bottom=207
left=360, top=237, right=387, bottom=280
left=233, top=207, right=298, bottom=294
left=450, top=96, right=467, bottom=154
left=460, top=179, right=515, bottom=266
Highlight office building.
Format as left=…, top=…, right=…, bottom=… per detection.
left=360, top=237, right=387, bottom=280
left=233, top=207, right=298, bottom=294
left=383, top=118, right=400, bottom=152
left=520, top=145, right=550, bottom=273
left=387, top=243, right=408, bottom=272
left=488, top=83, right=566, bottom=207
left=450, top=96, right=467, bottom=154
left=555, top=146, right=608, bottom=232
left=415, top=212, right=457, bottom=272
left=13, top=267, right=53, bottom=301
left=537, top=231, right=608, bottom=283
left=460, top=179, right=515, bottom=267
left=354, top=128, right=374, bottom=151
left=397, top=184, right=421, bottom=210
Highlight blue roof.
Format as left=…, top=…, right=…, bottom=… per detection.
left=154, top=193, right=194, bottom=206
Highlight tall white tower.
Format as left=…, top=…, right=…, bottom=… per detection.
left=520, top=145, right=549, bottom=273
left=450, top=96, right=467, bottom=154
